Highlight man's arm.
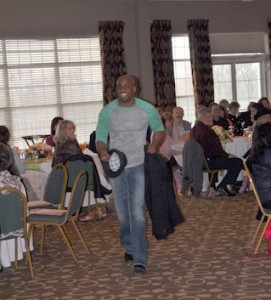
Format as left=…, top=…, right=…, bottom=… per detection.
left=147, top=130, right=165, bottom=154
left=96, top=141, right=110, bottom=161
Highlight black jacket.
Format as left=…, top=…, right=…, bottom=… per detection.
left=144, top=151, right=185, bottom=240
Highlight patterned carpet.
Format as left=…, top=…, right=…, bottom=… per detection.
left=1, top=192, right=271, bottom=300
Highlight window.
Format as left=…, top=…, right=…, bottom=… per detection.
left=172, top=35, right=196, bottom=125
left=0, top=37, right=103, bottom=148
left=213, top=54, right=265, bottom=110
left=172, top=35, right=268, bottom=119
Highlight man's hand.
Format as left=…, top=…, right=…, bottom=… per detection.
left=100, top=150, right=110, bottom=161
left=147, top=144, right=157, bottom=154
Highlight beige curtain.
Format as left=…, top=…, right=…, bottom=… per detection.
left=99, top=21, right=127, bottom=104
left=150, top=20, right=176, bottom=109
left=187, top=19, right=214, bottom=108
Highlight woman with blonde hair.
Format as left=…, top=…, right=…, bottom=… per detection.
left=52, top=120, right=81, bottom=167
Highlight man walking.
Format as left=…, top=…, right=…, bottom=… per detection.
left=96, top=75, right=164, bottom=274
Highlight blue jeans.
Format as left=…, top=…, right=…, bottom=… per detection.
left=111, top=163, right=148, bottom=266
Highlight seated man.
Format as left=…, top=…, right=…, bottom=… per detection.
left=210, top=102, right=229, bottom=130
left=190, top=106, right=243, bottom=197
left=168, top=106, right=191, bottom=142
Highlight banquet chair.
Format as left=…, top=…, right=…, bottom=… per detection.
left=203, top=157, right=224, bottom=197
left=28, top=171, right=88, bottom=263
left=65, top=159, right=95, bottom=211
left=244, top=163, right=271, bottom=254
left=27, top=163, right=68, bottom=210
left=0, top=187, right=34, bottom=278
left=27, top=163, right=68, bottom=253
left=171, top=164, right=182, bottom=198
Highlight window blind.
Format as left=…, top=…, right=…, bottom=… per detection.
left=0, top=37, right=103, bottom=148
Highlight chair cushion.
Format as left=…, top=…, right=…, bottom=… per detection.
left=27, top=213, right=66, bottom=223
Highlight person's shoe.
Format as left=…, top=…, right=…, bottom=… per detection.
left=134, top=264, right=146, bottom=275
left=124, top=253, right=133, bottom=262
left=217, top=186, right=236, bottom=197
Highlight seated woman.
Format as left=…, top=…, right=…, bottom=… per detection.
left=52, top=120, right=81, bottom=167
left=45, top=116, right=64, bottom=147
left=0, top=126, right=25, bottom=176
left=155, top=112, right=182, bottom=195
left=0, top=143, right=26, bottom=271
left=219, top=99, right=229, bottom=117
left=240, top=102, right=254, bottom=129
left=249, top=122, right=271, bottom=218
left=0, top=126, right=41, bottom=200
left=228, top=101, right=243, bottom=136
left=158, top=112, right=181, bottom=164
left=258, top=97, right=270, bottom=109
left=0, top=143, right=26, bottom=194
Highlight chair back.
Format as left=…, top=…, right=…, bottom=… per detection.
left=66, top=171, right=87, bottom=218
left=43, top=163, right=68, bottom=208
left=65, top=159, right=94, bottom=193
left=182, top=140, right=204, bottom=196
left=0, top=187, right=27, bottom=240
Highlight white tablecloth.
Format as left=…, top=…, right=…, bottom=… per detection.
left=171, top=142, right=185, bottom=167
left=1, top=236, right=33, bottom=268
left=224, top=137, right=251, bottom=160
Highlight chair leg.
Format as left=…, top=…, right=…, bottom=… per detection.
left=15, top=237, right=18, bottom=270
left=62, top=225, right=73, bottom=245
left=24, top=237, right=34, bottom=279
left=254, top=217, right=271, bottom=254
left=206, top=173, right=214, bottom=197
left=252, top=216, right=264, bottom=246
left=40, top=225, right=46, bottom=255
left=58, top=225, right=77, bottom=262
left=45, top=226, right=52, bottom=241
left=71, top=220, right=90, bottom=254
left=172, top=170, right=181, bottom=198
left=28, top=224, right=34, bottom=243
left=87, top=190, right=91, bottom=212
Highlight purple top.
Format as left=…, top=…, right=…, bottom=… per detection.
left=45, top=135, right=55, bottom=147
left=190, top=121, right=228, bottom=159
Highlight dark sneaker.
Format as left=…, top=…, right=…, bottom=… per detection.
left=217, top=186, right=235, bottom=197
left=124, top=253, right=133, bottom=262
left=134, top=264, right=146, bottom=275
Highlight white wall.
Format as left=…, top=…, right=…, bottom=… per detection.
left=0, top=0, right=270, bottom=102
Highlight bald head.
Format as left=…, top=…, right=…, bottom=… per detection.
left=117, top=75, right=137, bottom=106
left=117, top=75, right=136, bottom=86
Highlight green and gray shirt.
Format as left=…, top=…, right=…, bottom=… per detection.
left=96, top=98, right=163, bottom=167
